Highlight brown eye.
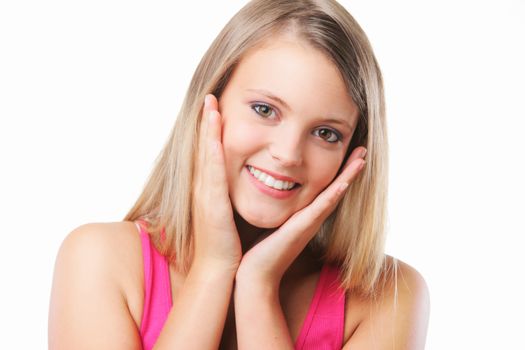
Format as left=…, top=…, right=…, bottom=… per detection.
left=314, top=128, right=341, bottom=143
left=252, top=103, right=275, bottom=119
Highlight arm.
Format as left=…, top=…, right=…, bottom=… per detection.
left=152, top=262, right=236, bottom=349
left=233, top=145, right=367, bottom=349
left=48, top=95, right=241, bottom=349
left=343, top=259, right=430, bottom=350
left=234, top=278, right=294, bottom=349
left=48, top=223, right=237, bottom=350
left=154, top=94, right=241, bottom=349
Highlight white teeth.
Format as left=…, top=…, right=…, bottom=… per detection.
left=247, top=166, right=296, bottom=191
left=264, top=176, right=275, bottom=187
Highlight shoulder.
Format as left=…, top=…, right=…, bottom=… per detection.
left=59, top=221, right=143, bottom=261
left=54, top=221, right=144, bottom=295
left=343, top=255, right=430, bottom=350
left=49, top=221, right=144, bottom=349
left=57, top=221, right=138, bottom=257
left=377, top=255, right=429, bottom=307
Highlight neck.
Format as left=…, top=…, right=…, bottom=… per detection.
left=233, top=210, right=274, bottom=253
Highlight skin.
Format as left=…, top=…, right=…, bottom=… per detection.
left=219, top=37, right=360, bottom=232
left=48, top=33, right=430, bottom=350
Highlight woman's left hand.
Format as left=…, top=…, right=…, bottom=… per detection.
left=235, top=147, right=367, bottom=288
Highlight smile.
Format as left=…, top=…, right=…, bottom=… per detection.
left=246, top=165, right=298, bottom=191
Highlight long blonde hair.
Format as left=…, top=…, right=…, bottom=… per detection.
left=124, top=0, right=389, bottom=297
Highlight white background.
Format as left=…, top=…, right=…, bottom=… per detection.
left=1, top=1, right=524, bottom=348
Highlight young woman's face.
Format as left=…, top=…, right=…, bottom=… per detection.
left=218, top=35, right=359, bottom=229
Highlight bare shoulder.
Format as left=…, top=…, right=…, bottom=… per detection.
left=48, top=221, right=144, bottom=350
left=377, top=255, right=430, bottom=306
left=52, top=221, right=144, bottom=309
left=343, top=255, right=430, bottom=350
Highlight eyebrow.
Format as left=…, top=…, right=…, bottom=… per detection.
left=247, top=88, right=292, bottom=111
left=246, top=88, right=354, bottom=131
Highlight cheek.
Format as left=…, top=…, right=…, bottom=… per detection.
left=222, top=118, right=267, bottom=165
left=305, top=151, right=344, bottom=196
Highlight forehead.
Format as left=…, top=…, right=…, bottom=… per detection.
left=226, top=35, right=358, bottom=123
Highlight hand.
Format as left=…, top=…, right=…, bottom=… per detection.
left=235, top=147, right=367, bottom=287
left=191, top=94, right=241, bottom=272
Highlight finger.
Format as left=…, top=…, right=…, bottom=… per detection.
left=333, top=146, right=367, bottom=186
left=316, top=154, right=365, bottom=212
left=285, top=147, right=365, bottom=227
left=242, top=148, right=368, bottom=273
left=352, top=146, right=368, bottom=161
left=203, top=95, right=230, bottom=200
left=276, top=155, right=366, bottom=246
left=197, top=94, right=220, bottom=177
left=196, top=95, right=211, bottom=175
left=341, top=146, right=367, bottom=172
left=205, top=94, right=220, bottom=158
left=201, top=94, right=217, bottom=167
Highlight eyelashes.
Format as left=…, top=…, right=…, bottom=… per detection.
left=250, top=102, right=343, bottom=144
left=312, top=128, right=340, bottom=143
left=252, top=103, right=276, bottom=119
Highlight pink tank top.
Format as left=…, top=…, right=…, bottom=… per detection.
left=135, top=221, right=345, bottom=350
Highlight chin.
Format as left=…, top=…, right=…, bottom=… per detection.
left=237, top=207, right=289, bottom=229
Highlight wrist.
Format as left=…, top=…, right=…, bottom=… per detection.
left=189, top=258, right=238, bottom=282
left=235, top=264, right=283, bottom=290
left=234, top=274, right=280, bottom=299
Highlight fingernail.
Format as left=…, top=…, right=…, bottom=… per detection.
left=359, top=148, right=367, bottom=159
left=204, top=94, right=211, bottom=108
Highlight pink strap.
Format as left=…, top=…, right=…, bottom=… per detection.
left=136, top=221, right=173, bottom=350
left=294, top=264, right=345, bottom=350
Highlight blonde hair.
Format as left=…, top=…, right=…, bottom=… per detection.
left=124, top=0, right=389, bottom=297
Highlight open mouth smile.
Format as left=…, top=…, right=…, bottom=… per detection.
left=246, top=165, right=299, bottom=191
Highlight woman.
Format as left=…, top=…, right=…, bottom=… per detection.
left=49, top=0, right=430, bottom=349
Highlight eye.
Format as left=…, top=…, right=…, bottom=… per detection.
left=251, top=103, right=276, bottom=119
left=313, top=128, right=342, bottom=143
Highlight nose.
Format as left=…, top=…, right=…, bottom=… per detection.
left=268, top=128, right=303, bottom=167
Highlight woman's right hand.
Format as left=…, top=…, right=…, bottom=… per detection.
left=191, top=94, right=241, bottom=273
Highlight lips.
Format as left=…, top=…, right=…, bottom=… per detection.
left=245, top=165, right=301, bottom=185
left=247, top=165, right=298, bottom=191
left=245, top=166, right=301, bottom=199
